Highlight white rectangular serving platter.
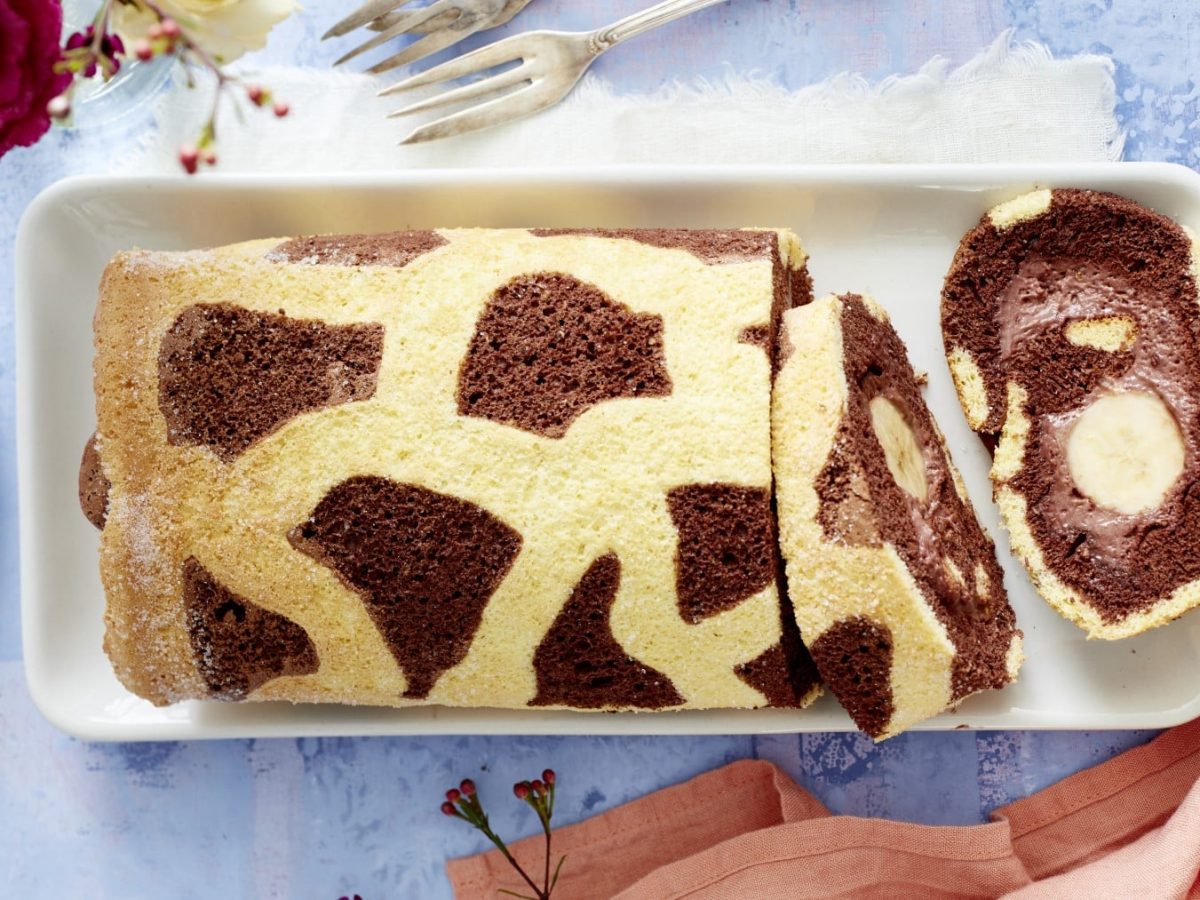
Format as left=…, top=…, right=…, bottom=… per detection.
left=17, top=163, right=1200, bottom=741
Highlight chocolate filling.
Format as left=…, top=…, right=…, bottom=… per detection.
left=79, top=433, right=110, bottom=530
left=810, top=617, right=895, bottom=738
left=668, top=484, right=776, bottom=623
left=943, top=190, right=1200, bottom=620
left=158, top=304, right=384, bottom=462
left=183, top=557, right=319, bottom=700
left=816, top=295, right=1016, bottom=701
left=268, top=231, right=447, bottom=267
left=529, top=553, right=683, bottom=709
left=814, top=441, right=881, bottom=547
left=457, top=272, right=672, bottom=438
left=289, top=476, right=521, bottom=699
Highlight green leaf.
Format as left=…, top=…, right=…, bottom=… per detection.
left=550, top=854, right=566, bottom=892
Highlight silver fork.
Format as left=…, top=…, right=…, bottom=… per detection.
left=324, top=0, right=536, bottom=74
left=380, top=0, right=730, bottom=144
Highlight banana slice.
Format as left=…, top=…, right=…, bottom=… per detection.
left=869, top=396, right=928, bottom=502
left=1067, top=391, right=1184, bottom=515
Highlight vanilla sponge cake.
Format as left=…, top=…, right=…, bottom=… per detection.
left=773, top=293, right=1021, bottom=739
left=86, top=227, right=822, bottom=711
left=943, top=189, right=1200, bottom=639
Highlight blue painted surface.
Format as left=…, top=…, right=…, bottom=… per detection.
left=1, top=1, right=1195, bottom=896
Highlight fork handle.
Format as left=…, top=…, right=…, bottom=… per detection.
left=592, top=0, right=731, bottom=51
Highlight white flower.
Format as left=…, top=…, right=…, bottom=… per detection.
left=114, top=0, right=297, bottom=64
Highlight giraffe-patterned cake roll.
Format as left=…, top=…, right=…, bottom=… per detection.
left=773, top=293, right=1022, bottom=740
left=943, top=189, right=1200, bottom=639
left=85, top=227, right=822, bottom=712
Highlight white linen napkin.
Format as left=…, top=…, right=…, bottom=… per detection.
left=127, top=30, right=1122, bottom=172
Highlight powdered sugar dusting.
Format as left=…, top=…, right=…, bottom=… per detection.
left=264, top=249, right=314, bottom=265
left=108, top=491, right=172, bottom=593
left=119, top=247, right=220, bottom=273
left=264, top=249, right=319, bottom=266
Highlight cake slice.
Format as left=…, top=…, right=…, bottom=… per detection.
left=943, top=189, right=1200, bottom=639
left=773, top=293, right=1021, bottom=739
left=86, top=227, right=821, bottom=712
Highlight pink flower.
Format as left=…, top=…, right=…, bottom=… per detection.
left=0, top=0, right=72, bottom=159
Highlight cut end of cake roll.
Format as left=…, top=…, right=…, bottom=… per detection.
left=90, top=227, right=820, bottom=711
left=942, top=188, right=1200, bottom=639
left=774, top=293, right=1021, bottom=740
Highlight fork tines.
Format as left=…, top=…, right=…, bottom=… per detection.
left=380, top=33, right=546, bottom=144
left=324, top=0, right=535, bottom=76
left=323, top=0, right=414, bottom=40
left=333, top=0, right=461, bottom=68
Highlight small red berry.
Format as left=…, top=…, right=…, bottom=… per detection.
left=513, top=782, right=530, bottom=800
left=445, top=788, right=461, bottom=803
left=542, top=769, right=556, bottom=785
left=161, top=18, right=181, bottom=39
left=246, top=83, right=265, bottom=105
left=178, top=144, right=199, bottom=174
left=531, top=779, right=545, bottom=794
left=134, top=40, right=153, bottom=61
left=460, top=779, right=476, bottom=796
left=440, top=801, right=456, bottom=816
left=272, top=100, right=289, bottom=118
left=46, top=95, right=71, bottom=120
left=201, top=148, right=217, bottom=166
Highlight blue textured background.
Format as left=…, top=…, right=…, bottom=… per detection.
left=1, top=1, right=1196, bottom=896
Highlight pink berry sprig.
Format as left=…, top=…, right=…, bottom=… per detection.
left=132, top=17, right=182, bottom=63
left=177, top=81, right=289, bottom=174
left=245, top=83, right=290, bottom=119
left=440, top=772, right=566, bottom=900
left=47, top=0, right=290, bottom=173
left=514, top=770, right=564, bottom=900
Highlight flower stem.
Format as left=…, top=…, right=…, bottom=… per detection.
left=135, top=0, right=234, bottom=150
left=91, top=0, right=114, bottom=54
left=480, top=826, right=547, bottom=900
left=539, top=783, right=556, bottom=896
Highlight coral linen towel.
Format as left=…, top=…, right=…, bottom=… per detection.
left=448, top=718, right=1200, bottom=899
